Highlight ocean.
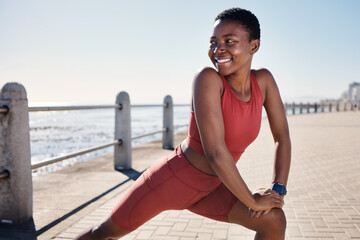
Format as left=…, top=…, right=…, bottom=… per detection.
left=29, top=105, right=191, bottom=176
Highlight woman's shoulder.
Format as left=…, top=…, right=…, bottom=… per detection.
left=195, top=67, right=222, bottom=80
left=251, top=68, right=275, bottom=83
left=252, top=68, right=278, bottom=88
left=193, top=67, right=223, bottom=88
left=251, top=68, right=277, bottom=103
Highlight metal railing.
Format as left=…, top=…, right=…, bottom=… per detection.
left=28, top=104, right=122, bottom=112
left=28, top=102, right=186, bottom=170
left=27, top=103, right=188, bottom=112
left=0, top=102, right=189, bottom=173
left=31, top=140, right=123, bottom=170
left=0, top=86, right=180, bottom=175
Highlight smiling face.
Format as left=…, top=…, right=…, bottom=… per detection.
left=208, top=19, right=259, bottom=77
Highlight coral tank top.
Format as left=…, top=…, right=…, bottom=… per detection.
left=186, top=72, right=263, bottom=162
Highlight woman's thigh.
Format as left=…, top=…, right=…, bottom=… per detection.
left=110, top=145, right=221, bottom=231
left=187, top=183, right=238, bottom=222
left=110, top=156, right=198, bottom=231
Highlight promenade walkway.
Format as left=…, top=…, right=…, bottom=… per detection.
left=6, top=112, right=360, bottom=239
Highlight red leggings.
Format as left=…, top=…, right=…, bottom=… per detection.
left=111, top=145, right=238, bottom=231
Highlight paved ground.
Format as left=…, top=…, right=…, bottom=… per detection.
left=3, top=111, right=360, bottom=239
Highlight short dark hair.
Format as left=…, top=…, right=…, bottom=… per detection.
left=215, top=8, right=260, bottom=41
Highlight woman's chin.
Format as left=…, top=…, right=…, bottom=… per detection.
left=216, top=68, right=232, bottom=77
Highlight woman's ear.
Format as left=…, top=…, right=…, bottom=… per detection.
left=250, top=39, right=260, bottom=55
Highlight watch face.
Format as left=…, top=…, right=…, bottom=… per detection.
left=272, top=183, right=287, bottom=195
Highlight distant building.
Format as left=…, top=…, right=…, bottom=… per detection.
left=349, top=82, right=360, bottom=106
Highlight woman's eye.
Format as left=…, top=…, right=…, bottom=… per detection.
left=210, top=41, right=217, bottom=46
left=226, top=39, right=236, bottom=43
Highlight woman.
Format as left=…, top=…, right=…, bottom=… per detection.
left=76, top=7, right=291, bottom=240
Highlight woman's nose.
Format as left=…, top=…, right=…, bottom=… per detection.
left=214, top=43, right=225, bottom=53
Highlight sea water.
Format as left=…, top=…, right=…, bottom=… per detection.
left=30, top=105, right=191, bottom=176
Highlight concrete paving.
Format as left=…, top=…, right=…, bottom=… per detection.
left=2, top=111, right=360, bottom=239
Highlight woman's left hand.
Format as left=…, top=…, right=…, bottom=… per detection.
left=248, top=188, right=284, bottom=218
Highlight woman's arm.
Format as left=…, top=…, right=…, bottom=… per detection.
left=193, top=67, right=283, bottom=211
left=257, top=69, right=291, bottom=187
left=248, top=69, right=291, bottom=218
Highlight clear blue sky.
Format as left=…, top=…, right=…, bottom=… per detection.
left=1, top=0, right=359, bottom=105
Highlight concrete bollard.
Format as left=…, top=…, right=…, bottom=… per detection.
left=114, top=91, right=132, bottom=170
left=0, top=82, right=32, bottom=224
left=162, top=95, right=174, bottom=150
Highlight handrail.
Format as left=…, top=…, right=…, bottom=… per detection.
left=31, top=140, right=122, bottom=170
left=174, top=124, right=188, bottom=129
left=132, top=104, right=189, bottom=108
left=30, top=124, right=189, bottom=170
left=132, top=128, right=167, bottom=141
left=29, top=104, right=122, bottom=112
left=27, top=103, right=190, bottom=170
left=0, top=169, right=10, bottom=179
left=28, top=103, right=190, bottom=112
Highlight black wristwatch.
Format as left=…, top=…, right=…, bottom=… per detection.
left=271, top=183, right=287, bottom=195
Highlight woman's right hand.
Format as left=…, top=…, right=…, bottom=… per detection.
left=252, top=189, right=284, bottom=212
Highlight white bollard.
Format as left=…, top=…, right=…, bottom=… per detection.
left=162, top=95, right=174, bottom=150
left=114, top=91, right=132, bottom=170
left=0, top=82, right=32, bottom=224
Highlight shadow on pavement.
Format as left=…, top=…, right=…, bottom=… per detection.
left=36, top=168, right=143, bottom=237
left=0, top=218, right=37, bottom=240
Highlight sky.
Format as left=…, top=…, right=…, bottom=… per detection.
left=1, top=0, right=359, bottom=105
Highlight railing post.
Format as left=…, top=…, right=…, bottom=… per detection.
left=329, top=103, right=332, bottom=112
left=314, top=103, right=318, bottom=113
left=299, top=103, right=303, bottom=114
left=343, top=102, right=347, bottom=111
left=292, top=102, right=295, bottom=115
left=162, top=95, right=174, bottom=150
left=306, top=103, right=310, bottom=113
left=114, top=91, right=132, bottom=170
left=321, top=103, right=325, bottom=112
left=336, top=103, right=340, bottom=112
left=0, top=82, right=32, bottom=224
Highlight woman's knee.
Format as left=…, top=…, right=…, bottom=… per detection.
left=263, top=208, right=286, bottom=233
